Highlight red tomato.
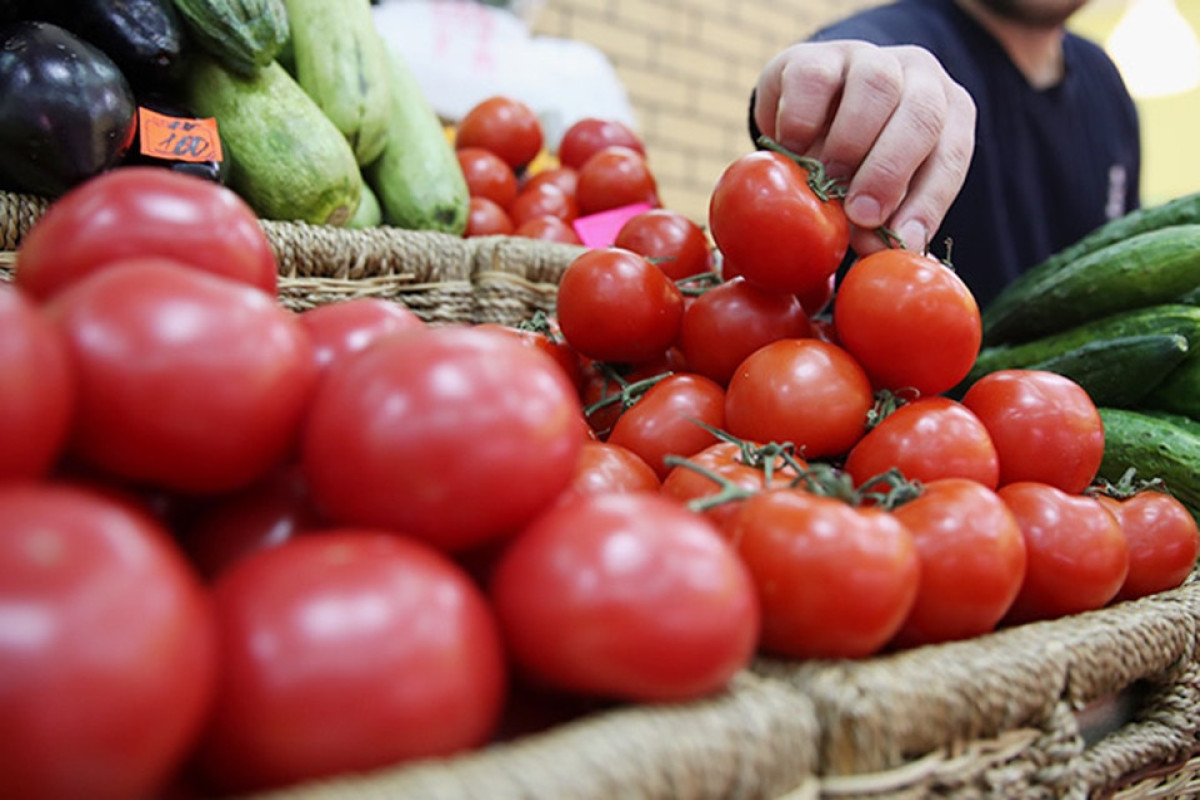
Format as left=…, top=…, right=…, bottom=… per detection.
left=474, top=322, right=584, bottom=392
left=613, top=208, right=711, bottom=281
left=456, top=146, right=518, bottom=208
left=0, top=284, right=74, bottom=481
left=45, top=259, right=318, bottom=495
left=508, top=182, right=578, bottom=227
left=607, top=372, right=726, bottom=479
left=844, top=396, right=1000, bottom=492
left=796, top=272, right=836, bottom=317
left=16, top=167, right=277, bottom=300
left=999, top=482, right=1129, bottom=624
left=521, top=165, right=578, bottom=199
left=556, top=248, right=684, bottom=364
left=557, top=117, right=645, bottom=170
left=961, top=369, right=1105, bottom=494
left=563, top=440, right=661, bottom=499
left=727, top=488, right=919, bottom=659
left=660, top=441, right=801, bottom=534
left=490, top=492, right=759, bottom=702
left=574, top=146, right=660, bottom=216
left=891, top=478, right=1027, bottom=646
left=724, top=338, right=874, bottom=459
left=833, top=249, right=981, bottom=397
left=0, top=484, right=217, bottom=800
left=193, top=531, right=506, bottom=793
left=465, top=196, right=516, bottom=236
left=298, top=297, right=425, bottom=378
left=455, top=96, right=544, bottom=171
left=708, top=150, right=849, bottom=296
left=678, top=276, right=812, bottom=387
left=1099, top=491, right=1200, bottom=601
left=301, top=326, right=585, bottom=552
left=513, top=215, right=583, bottom=245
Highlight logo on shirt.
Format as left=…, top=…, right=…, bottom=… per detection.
left=1106, top=165, right=1128, bottom=221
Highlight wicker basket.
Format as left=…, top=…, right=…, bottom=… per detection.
left=4, top=188, right=1200, bottom=799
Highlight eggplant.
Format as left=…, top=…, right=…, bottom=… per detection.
left=0, top=21, right=137, bottom=197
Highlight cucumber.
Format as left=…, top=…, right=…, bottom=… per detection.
left=171, top=0, right=289, bottom=77
left=1023, top=333, right=1190, bottom=408
left=364, top=46, right=470, bottom=235
left=284, top=0, right=391, bottom=166
left=1097, top=407, right=1200, bottom=521
left=185, top=55, right=362, bottom=226
left=981, top=223, right=1200, bottom=346
left=961, top=304, right=1200, bottom=390
left=1142, top=346, right=1200, bottom=420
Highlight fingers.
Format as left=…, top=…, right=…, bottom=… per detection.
left=754, top=42, right=852, bottom=157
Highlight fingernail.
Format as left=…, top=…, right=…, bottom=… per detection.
left=845, top=194, right=883, bottom=228
left=897, top=221, right=928, bottom=252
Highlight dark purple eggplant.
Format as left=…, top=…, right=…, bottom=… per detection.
left=0, top=21, right=137, bottom=197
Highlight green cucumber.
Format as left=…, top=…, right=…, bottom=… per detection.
left=981, top=223, right=1200, bottom=346
left=185, top=55, right=362, bottom=226
left=1097, top=407, right=1200, bottom=521
left=364, top=46, right=469, bottom=235
left=1142, top=346, right=1200, bottom=420
left=1022, top=333, right=1190, bottom=408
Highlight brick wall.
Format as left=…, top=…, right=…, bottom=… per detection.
left=531, top=0, right=877, bottom=225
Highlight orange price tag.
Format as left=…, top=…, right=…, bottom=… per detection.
left=137, top=107, right=223, bottom=163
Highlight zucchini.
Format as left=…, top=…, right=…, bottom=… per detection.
left=981, top=224, right=1200, bottom=346
left=364, top=46, right=469, bottom=235
left=171, top=0, right=289, bottom=77
left=1023, top=333, right=1190, bottom=408
left=1097, top=407, right=1200, bottom=522
left=185, top=55, right=362, bottom=226
left=284, top=0, right=391, bottom=166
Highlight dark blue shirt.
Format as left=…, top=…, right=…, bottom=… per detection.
left=764, top=0, right=1142, bottom=308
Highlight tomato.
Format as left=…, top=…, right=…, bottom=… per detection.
left=465, top=196, right=516, bottom=236
left=796, top=272, right=836, bottom=317
left=507, top=181, right=578, bottom=227
left=489, top=491, right=759, bottom=702
left=513, top=215, right=583, bottom=245
left=708, top=150, right=849, bottom=296
left=563, top=440, right=661, bottom=500
left=724, top=338, right=874, bottom=459
left=613, top=208, right=711, bottom=281
left=16, top=166, right=277, bottom=300
left=193, top=531, right=506, bottom=793
left=298, top=297, right=425, bottom=378
left=833, top=249, right=981, bottom=397
left=0, top=484, right=217, bottom=800
left=844, top=396, right=999, bottom=493
left=556, top=248, right=684, bottom=364
left=574, top=146, right=660, bottom=216
left=961, top=370, right=1105, bottom=494
left=521, top=165, right=578, bottom=199
left=998, top=482, right=1129, bottom=624
left=1099, top=491, right=1200, bottom=602
left=0, top=284, right=74, bottom=482
left=456, top=146, right=519, bottom=208
left=606, top=372, right=725, bottom=479
left=891, top=478, right=1026, bottom=646
left=660, top=441, right=801, bottom=533
left=45, top=259, right=318, bottom=495
left=727, top=488, right=919, bottom=659
left=677, top=276, right=812, bottom=386
left=454, top=96, right=544, bottom=171
left=301, top=325, right=585, bottom=552
left=474, top=322, right=585, bottom=392
left=557, top=117, right=645, bottom=170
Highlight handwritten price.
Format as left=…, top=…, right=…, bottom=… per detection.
left=138, top=108, right=223, bottom=163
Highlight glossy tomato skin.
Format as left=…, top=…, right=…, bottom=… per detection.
left=508, top=182, right=578, bottom=227
left=844, top=397, right=1000, bottom=492
left=961, top=369, right=1105, bottom=494
left=513, top=215, right=583, bottom=244
left=1099, top=491, right=1200, bottom=602
left=521, top=166, right=578, bottom=199
left=574, top=146, right=660, bottom=216
left=456, top=146, right=519, bottom=208
left=194, top=531, right=507, bottom=793
left=724, top=338, right=874, bottom=459
left=606, top=372, right=726, bottom=479
left=891, top=478, right=1026, bottom=647
left=834, top=249, right=981, bottom=397
left=562, top=440, right=661, bottom=501
left=999, top=482, right=1129, bottom=624
left=490, top=491, right=759, bottom=702
left=302, top=325, right=585, bottom=552
left=16, top=167, right=277, bottom=300
left=709, top=150, right=849, bottom=296
left=465, top=196, right=516, bottom=236
left=455, top=96, right=544, bottom=171
left=0, top=484, right=217, bottom=800
left=0, top=284, right=75, bottom=481
left=45, top=259, right=318, bottom=495
left=678, top=276, right=812, bottom=387
left=557, top=117, right=645, bottom=170
left=613, top=208, right=711, bottom=281
left=660, top=441, right=800, bottom=534
left=556, top=248, right=684, bottom=364
left=298, top=298, right=425, bottom=378
left=728, top=488, right=920, bottom=659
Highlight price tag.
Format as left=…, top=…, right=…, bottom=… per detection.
left=137, top=107, right=223, bottom=163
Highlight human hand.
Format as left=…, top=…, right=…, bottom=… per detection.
left=753, top=40, right=976, bottom=256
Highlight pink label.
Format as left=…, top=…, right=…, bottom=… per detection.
left=572, top=202, right=654, bottom=248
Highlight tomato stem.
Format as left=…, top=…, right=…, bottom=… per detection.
left=754, top=135, right=842, bottom=202
left=582, top=368, right=673, bottom=419
left=674, top=271, right=723, bottom=296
